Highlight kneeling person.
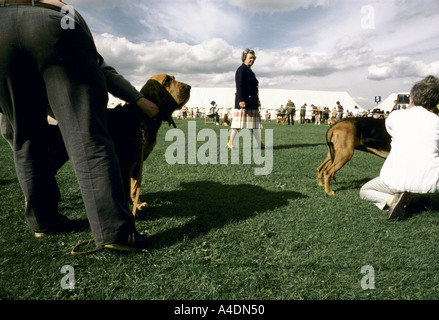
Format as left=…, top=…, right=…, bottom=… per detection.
left=360, top=75, right=439, bottom=219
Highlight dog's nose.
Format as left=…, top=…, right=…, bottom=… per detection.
left=184, top=84, right=191, bottom=92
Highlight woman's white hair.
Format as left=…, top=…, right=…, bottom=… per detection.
left=241, top=48, right=256, bottom=62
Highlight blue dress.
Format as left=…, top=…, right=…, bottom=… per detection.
left=235, top=63, right=259, bottom=110
left=231, top=64, right=262, bottom=129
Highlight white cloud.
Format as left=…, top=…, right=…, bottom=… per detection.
left=252, top=35, right=374, bottom=79
left=368, top=57, right=439, bottom=81
left=95, top=31, right=377, bottom=91
left=129, top=1, right=242, bottom=44
left=94, top=34, right=241, bottom=88
left=227, top=0, right=329, bottom=14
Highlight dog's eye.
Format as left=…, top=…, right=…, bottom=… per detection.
left=164, top=76, right=172, bottom=86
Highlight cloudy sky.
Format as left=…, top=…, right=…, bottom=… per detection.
left=68, top=0, right=439, bottom=109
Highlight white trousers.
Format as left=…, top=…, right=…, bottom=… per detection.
left=359, top=177, right=399, bottom=210
left=360, top=176, right=439, bottom=211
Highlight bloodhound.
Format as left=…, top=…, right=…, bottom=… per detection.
left=317, top=117, right=391, bottom=195
left=108, top=74, right=191, bottom=215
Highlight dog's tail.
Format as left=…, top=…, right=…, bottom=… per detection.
left=326, top=125, right=336, bottom=163
left=326, top=125, right=337, bottom=181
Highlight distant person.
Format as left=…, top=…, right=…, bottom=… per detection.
left=285, top=99, right=295, bottom=125
left=336, top=101, right=344, bottom=120
left=300, top=103, right=307, bottom=124
left=392, top=100, right=399, bottom=112
left=228, top=48, right=265, bottom=149
left=181, top=105, right=188, bottom=119
left=265, top=109, right=271, bottom=121
left=360, top=75, right=439, bottom=220
left=323, top=107, right=330, bottom=123
left=331, top=107, right=337, bottom=120
left=210, top=101, right=220, bottom=125
left=313, top=105, right=321, bottom=125
left=276, top=105, right=285, bottom=117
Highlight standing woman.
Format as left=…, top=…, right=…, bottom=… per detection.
left=227, top=49, right=265, bottom=149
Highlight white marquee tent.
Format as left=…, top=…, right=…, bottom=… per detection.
left=375, top=92, right=410, bottom=113
left=182, top=87, right=365, bottom=120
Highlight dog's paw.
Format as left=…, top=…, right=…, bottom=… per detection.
left=326, top=190, right=335, bottom=196
left=136, top=202, right=149, bottom=210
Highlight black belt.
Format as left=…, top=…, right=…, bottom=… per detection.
left=0, top=0, right=63, bottom=12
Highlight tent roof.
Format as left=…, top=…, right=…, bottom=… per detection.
left=377, top=92, right=410, bottom=113
left=185, top=87, right=365, bottom=112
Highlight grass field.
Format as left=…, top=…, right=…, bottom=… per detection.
left=1, top=118, right=439, bottom=301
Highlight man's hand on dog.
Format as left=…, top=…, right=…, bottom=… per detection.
left=136, top=97, right=160, bottom=118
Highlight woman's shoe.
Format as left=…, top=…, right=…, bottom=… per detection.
left=255, top=145, right=271, bottom=150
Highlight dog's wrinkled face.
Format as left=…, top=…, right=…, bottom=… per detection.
left=149, top=74, right=191, bottom=108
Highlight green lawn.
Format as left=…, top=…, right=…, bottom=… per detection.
left=1, top=119, right=439, bottom=300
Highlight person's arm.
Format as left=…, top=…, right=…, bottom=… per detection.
left=100, top=60, right=142, bottom=104
left=100, top=58, right=159, bottom=118
left=235, top=66, right=247, bottom=108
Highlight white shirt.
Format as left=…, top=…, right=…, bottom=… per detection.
left=380, top=106, right=439, bottom=194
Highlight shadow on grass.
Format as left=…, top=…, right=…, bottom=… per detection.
left=330, top=177, right=372, bottom=193
left=0, top=178, right=17, bottom=186
left=273, top=143, right=325, bottom=150
left=138, top=180, right=306, bottom=249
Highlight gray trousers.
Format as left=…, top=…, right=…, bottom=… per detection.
left=0, top=5, right=134, bottom=245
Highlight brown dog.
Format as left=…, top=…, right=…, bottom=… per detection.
left=317, top=117, right=391, bottom=195
left=106, top=74, right=190, bottom=215
left=221, top=113, right=230, bottom=126
left=276, top=116, right=286, bottom=125
left=1, top=74, right=191, bottom=216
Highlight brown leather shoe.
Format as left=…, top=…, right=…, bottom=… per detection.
left=388, top=192, right=412, bottom=220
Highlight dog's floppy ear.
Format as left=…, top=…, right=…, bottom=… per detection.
left=140, top=78, right=178, bottom=128
left=162, top=75, right=175, bottom=87
left=150, top=74, right=175, bottom=88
